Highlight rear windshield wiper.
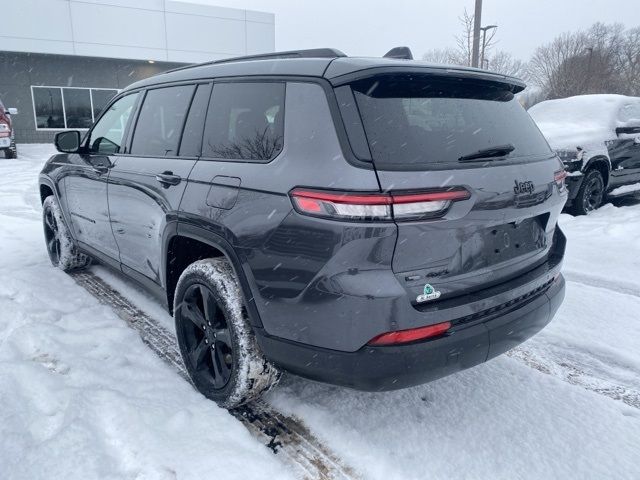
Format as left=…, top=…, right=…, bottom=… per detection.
left=458, top=144, right=515, bottom=162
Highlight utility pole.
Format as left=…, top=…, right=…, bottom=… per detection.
left=585, top=46, right=594, bottom=93
left=471, top=0, right=482, bottom=67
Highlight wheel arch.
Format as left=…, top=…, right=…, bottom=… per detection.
left=583, top=155, right=611, bottom=187
left=38, top=176, right=57, bottom=204
left=164, top=223, right=264, bottom=329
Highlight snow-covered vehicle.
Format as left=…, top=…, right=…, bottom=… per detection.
left=0, top=97, right=18, bottom=159
left=529, top=94, right=640, bottom=215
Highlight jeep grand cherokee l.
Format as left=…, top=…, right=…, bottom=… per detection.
left=39, top=48, right=566, bottom=407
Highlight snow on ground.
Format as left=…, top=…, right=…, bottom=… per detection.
left=0, top=145, right=295, bottom=479
left=2, top=145, right=640, bottom=480
left=610, top=182, right=640, bottom=197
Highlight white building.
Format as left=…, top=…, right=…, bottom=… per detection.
left=0, top=0, right=275, bottom=142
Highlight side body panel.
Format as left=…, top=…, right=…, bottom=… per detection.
left=61, top=153, right=120, bottom=260
left=607, top=138, right=640, bottom=187
left=180, top=81, right=388, bottom=351
left=108, top=155, right=196, bottom=285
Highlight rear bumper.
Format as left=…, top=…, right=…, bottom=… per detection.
left=257, top=274, right=565, bottom=391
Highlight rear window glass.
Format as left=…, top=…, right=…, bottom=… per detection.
left=351, top=75, right=551, bottom=170
left=201, top=82, right=285, bottom=161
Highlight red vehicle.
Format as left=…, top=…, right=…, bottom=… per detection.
left=0, top=97, right=18, bottom=159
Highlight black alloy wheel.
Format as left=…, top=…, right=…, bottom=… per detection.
left=582, top=171, right=604, bottom=213
left=178, top=283, right=234, bottom=389
left=43, top=204, right=61, bottom=265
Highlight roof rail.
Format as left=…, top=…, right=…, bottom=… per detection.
left=166, top=48, right=346, bottom=74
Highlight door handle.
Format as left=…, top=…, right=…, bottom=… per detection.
left=156, top=171, right=182, bottom=187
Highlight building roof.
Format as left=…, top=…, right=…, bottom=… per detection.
left=1, top=0, right=274, bottom=64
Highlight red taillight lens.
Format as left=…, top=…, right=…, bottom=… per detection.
left=368, top=321, right=452, bottom=346
left=554, top=170, right=568, bottom=191
left=290, top=188, right=470, bottom=221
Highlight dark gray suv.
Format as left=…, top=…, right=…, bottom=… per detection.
left=39, top=48, right=567, bottom=407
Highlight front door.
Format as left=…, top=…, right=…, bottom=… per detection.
left=609, top=102, right=640, bottom=186
left=64, top=92, right=140, bottom=260
left=107, top=83, right=209, bottom=286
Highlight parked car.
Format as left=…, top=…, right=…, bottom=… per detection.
left=0, top=97, right=18, bottom=158
left=529, top=94, right=640, bottom=215
left=39, top=48, right=566, bottom=408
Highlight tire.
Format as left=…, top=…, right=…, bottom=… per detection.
left=174, top=258, right=280, bottom=408
left=42, top=196, right=91, bottom=271
left=4, top=142, right=17, bottom=159
left=569, top=169, right=605, bottom=215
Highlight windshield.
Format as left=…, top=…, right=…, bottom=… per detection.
left=351, top=74, right=551, bottom=170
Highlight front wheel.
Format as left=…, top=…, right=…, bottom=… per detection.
left=174, top=258, right=280, bottom=408
left=42, top=196, right=91, bottom=271
left=570, top=169, right=605, bottom=215
left=4, top=141, right=17, bottom=159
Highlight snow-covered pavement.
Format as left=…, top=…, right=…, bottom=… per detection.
left=2, top=145, right=639, bottom=479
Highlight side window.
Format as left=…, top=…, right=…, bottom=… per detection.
left=130, top=85, right=195, bottom=157
left=88, top=92, right=139, bottom=154
left=201, top=82, right=285, bottom=161
left=178, top=83, right=212, bottom=157
left=619, top=103, right=640, bottom=124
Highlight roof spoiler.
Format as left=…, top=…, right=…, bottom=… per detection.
left=383, top=47, right=413, bottom=60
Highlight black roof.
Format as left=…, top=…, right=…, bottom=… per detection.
left=124, top=49, right=526, bottom=93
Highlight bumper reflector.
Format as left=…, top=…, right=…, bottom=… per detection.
left=368, top=321, right=452, bottom=346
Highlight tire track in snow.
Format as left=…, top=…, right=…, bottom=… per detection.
left=71, top=271, right=358, bottom=480
left=564, top=270, right=640, bottom=299
left=508, top=347, right=640, bottom=409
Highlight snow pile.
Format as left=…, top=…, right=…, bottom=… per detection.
left=528, top=94, right=630, bottom=152
left=610, top=182, right=640, bottom=197
left=0, top=145, right=294, bottom=480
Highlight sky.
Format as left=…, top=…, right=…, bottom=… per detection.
left=187, top=0, right=640, bottom=60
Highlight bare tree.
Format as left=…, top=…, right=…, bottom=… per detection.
left=486, top=51, right=528, bottom=79
left=455, top=9, right=475, bottom=66
left=422, top=47, right=467, bottom=66
left=619, top=27, right=640, bottom=96
left=528, top=23, right=638, bottom=99
left=422, top=8, right=498, bottom=68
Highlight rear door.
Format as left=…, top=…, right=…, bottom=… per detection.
left=107, top=83, right=210, bottom=285
left=345, top=74, right=565, bottom=303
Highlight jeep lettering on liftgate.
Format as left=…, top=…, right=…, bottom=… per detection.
left=514, top=180, right=535, bottom=195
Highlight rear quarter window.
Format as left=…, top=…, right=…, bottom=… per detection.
left=350, top=74, right=552, bottom=170
left=201, top=82, right=285, bottom=161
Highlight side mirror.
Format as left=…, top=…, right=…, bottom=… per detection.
left=55, top=130, right=82, bottom=153
left=616, top=125, right=640, bottom=136
left=6, top=107, right=18, bottom=115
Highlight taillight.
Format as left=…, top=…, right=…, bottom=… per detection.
left=554, top=170, right=568, bottom=192
left=290, top=188, right=470, bottom=221
left=0, top=123, right=9, bottom=138
left=368, top=321, right=452, bottom=346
